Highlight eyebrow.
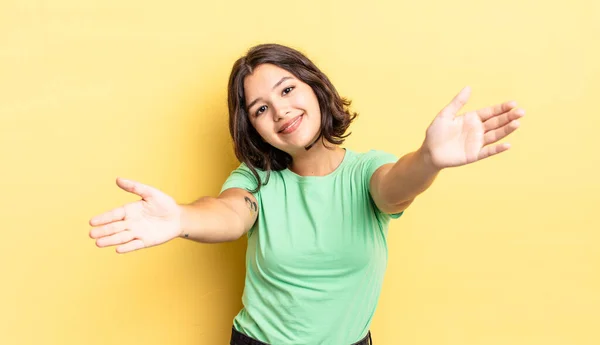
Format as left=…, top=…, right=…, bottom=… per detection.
left=246, top=76, right=293, bottom=111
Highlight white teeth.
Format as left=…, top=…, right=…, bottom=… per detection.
left=281, top=116, right=301, bottom=133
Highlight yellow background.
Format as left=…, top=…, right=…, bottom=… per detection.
left=1, top=0, right=598, bottom=344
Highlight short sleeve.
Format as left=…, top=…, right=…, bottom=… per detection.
left=362, top=149, right=399, bottom=180
left=219, top=164, right=263, bottom=238
left=219, top=163, right=261, bottom=195
left=361, top=149, right=404, bottom=220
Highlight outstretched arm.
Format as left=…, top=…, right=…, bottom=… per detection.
left=370, top=86, right=525, bottom=214
left=89, top=179, right=258, bottom=253
left=179, top=188, right=258, bottom=243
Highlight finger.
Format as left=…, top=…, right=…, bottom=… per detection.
left=95, top=229, right=135, bottom=248
left=439, top=86, right=471, bottom=118
left=89, top=206, right=126, bottom=227
left=484, top=119, right=520, bottom=145
left=484, top=108, right=525, bottom=132
left=89, top=220, right=129, bottom=239
left=476, top=100, right=518, bottom=122
left=116, top=239, right=145, bottom=254
left=478, top=143, right=511, bottom=161
left=116, top=177, right=157, bottom=200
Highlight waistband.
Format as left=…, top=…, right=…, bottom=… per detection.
left=230, top=327, right=373, bottom=345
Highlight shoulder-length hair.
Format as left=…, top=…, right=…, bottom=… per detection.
left=227, top=43, right=357, bottom=192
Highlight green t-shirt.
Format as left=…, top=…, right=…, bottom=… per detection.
left=220, top=148, right=403, bottom=344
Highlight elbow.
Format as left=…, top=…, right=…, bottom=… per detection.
left=379, top=198, right=414, bottom=214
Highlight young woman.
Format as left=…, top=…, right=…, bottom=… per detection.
left=89, top=43, right=524, bottom=345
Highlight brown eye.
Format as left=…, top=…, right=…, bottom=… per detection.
left=282, top=86, right=294, bottom=95
left=256, top=105, right=267, bottom=116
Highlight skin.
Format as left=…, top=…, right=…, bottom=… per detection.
left=244, top=63, right=347, bottom=176
left=88, top=62, right=524, bottom=253
left=371, top=86, right=524, bottom=213
left=242, top=63, right=525, bottom=214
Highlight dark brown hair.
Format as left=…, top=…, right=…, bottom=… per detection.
left=227, top=43, right=357, bottom=192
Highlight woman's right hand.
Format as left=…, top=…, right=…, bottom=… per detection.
left=89, top=177, right=182, bottom=254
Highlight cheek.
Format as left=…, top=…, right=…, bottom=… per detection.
left=296, top=89, right=320, bottom=114
left=307, top=92, right=321, bottom=115
left=252, top=118, right=274, bottom=140
left=307, top=95, right=322, bottom=122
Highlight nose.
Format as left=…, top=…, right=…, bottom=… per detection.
left=272, top=99, right=290, bottom=122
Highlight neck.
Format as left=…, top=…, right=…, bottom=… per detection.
left=288, top=140, right=346, bottom=177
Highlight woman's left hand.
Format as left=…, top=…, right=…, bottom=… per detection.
left=422, top=86, right=525, bottom=169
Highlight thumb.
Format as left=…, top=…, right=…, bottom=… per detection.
left=116, top=177, right=158, bottom=200
left=439, top=86, right=471, bottom=118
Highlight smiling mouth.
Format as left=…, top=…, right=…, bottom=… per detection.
left=278, top=115, right=303, bottom=134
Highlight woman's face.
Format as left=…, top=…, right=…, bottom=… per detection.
left=244, top=63, right=322, bottom=156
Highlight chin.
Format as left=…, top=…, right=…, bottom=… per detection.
left=272, top=125, right=321, bottom=153
left=286, top=138, right=321, bottom=154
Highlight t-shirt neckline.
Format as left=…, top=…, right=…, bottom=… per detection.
left=281, top=148, right=352, bottom=182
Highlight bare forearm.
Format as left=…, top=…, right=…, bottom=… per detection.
left=379, top=146, right=442, bottom=206
left=178, top=197, right=243, bottom=243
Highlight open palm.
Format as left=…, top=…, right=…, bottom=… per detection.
left=89, top=178, right=182, bottom=253
left=424, top=86, right=524, bottom=169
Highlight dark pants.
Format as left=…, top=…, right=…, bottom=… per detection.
left=230, top=326, right=373, bottom=345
